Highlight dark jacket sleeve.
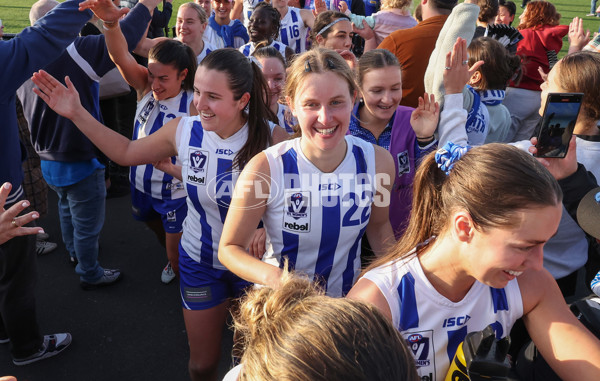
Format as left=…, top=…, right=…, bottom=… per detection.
left=0, top=0, right=93, bottom=100
left=558, top=163, right=598, bottom=223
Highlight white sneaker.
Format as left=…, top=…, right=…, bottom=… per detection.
left=36, top=240, right=58, bottom=255
left=161, top=263, right=176, bottom=284
left=13, top=333, right=72, bottom=366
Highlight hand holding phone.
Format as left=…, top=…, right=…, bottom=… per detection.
left=534, top=92, right=583, bottom=158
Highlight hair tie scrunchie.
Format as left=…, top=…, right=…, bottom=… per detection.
left=435, top=142, right=472, bottom=175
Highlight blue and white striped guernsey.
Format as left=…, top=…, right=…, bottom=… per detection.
left=277, top=7, right=308, bottom=54
left=239, top=40, right=289, bottom=63
left=261, top=136, right=377, bottom=297
left=130, top=90, right=193, bottom=200
left=362, top=255, right=523, bottom=381
left=177, top=117, right=249, bottom=269
left=243, top=0, right=264, bottom=28
left=196, top=41, right=216, bottom=64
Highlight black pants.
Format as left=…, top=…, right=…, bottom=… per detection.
left=0, top=205, right=43, bottom=358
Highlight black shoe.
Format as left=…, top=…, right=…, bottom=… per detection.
left=12, top=333, right=72, bottom=366
left=80, top=269, right=122, bottom=290
left=69, top=256, right=78, bottom=267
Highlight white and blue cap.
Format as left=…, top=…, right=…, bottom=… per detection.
left=577, top=187, right=600, bottom=240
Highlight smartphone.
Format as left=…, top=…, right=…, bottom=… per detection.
left=534, top=92, right=583, bottom=158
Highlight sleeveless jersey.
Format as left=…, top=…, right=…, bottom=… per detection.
left=262, top=136, right=377, bottom=297
left=130, top=90, right=193, bottom=200
left=277, top=7, right=308, bottom=54
left=242, top=0, right=264, bottom=28
left=363, top=255, right=523, bottom=381
left=196, top=41, right=216, bottom=64
left=239, top=40, right=289, bottom=62
left=277, top=103, right=297, bottom=134
left=178, top=117, right=249, bottom=269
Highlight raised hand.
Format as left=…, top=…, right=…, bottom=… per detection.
left=32, top=70, right=83, bottom=121
left=0, top=183, right=44, bottom=245
left=443, top=37, right=484, bottom=95
left=313, top=0, right=327, bottom=17
left=353, top=20, right=375, bottom=40
left=529, top=136, right=578, bottom=180
left=78, top=0, right=129, bottom=23
left=568, top=17, right=590, bottom=54
left=410, top=92, right=439, bottom=139
left=338, top=1, right=348, bottom=13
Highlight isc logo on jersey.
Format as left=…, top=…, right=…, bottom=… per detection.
left=188, top=148, right=209, bottom=185
left=283, top=190, right=310, bottom=233
left=405, top=330, right=435, bottom=380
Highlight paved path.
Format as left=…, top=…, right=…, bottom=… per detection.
left=0, top=191, right=234, bottom=380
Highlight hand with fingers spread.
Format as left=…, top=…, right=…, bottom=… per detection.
left=0, top=183, right=44, bottom=245
left=443, top=37, right=484, bottom=95
left=78, top=0, right=130, bottom=23
left=335, top=49, right=357, bottom=69
left=410, top=92, right=439, bottom=139
left=313, top=0, right=327, bottom=17
left=529, top=136, right=578, bottom=180
left=568, top=17, right=590, bottom=54
left=32, top=71, right=83, bottom=121
left=338, top=0, right=348, bottom=14
left=537, top=66, right=548, bottom=83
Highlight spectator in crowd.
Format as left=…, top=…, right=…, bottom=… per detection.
left=496, top=0, right=516, bottom=25
left=0, top=0, right=127, bottom=365
left=378, top=0, right=458, bottom=108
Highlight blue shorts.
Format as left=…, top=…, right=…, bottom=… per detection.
left=130, top=187, right=187, bottom=233
left=179, top=244, right=251, bottom=310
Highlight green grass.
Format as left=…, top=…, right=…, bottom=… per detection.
left=2, top=0, right=600, bottom=56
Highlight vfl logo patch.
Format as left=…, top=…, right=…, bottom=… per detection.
left=166, top=210, right=176, bottom=222
left=397, top=150, right=410, bottom=177
left=405, top=331, right=433, bottom=369
left=283, top=190, right=310, bottom=233
left=187, top=148, right=209, bottom=185
left=288, top=192, right=308, bottom=219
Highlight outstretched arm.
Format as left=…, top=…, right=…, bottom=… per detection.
left=32, top=70, right=178, bottom=166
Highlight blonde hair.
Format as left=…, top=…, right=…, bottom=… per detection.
left=233, top=272, right=419, bottom=381
left=381, top=0, right=412, bottom=11
left=179, top=1, right=208, bottom=24
left=285, top=48, right=357, bottom=106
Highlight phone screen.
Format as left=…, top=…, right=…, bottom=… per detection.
left=535, top=93, right=583, bottom=158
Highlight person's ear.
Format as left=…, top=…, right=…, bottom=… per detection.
left=468, top=70, right=482, bottom=87
left=452, top=211, right=475, bottom=243
left=239, top=92, right=251, bottom=110
left=179, top=68, right=189, bottom=82
left=315, top=34, right=325, bottom=46
left=286, top=96, right=297, bottom=117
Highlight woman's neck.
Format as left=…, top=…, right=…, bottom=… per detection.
left=299, top=137, right=348, bottom=173
left=189, top=39, right=205, bottom=57
left=270, top=101, right=278, bottom=117
left=359, top=104, right=391, bottom=140
left=276, top=4, right=288, bottom=18
left=215, top=114, right=247, bottom=140
left=418, top=234, right=476, bottom=302
left=574, top=117, right=600, bottom=136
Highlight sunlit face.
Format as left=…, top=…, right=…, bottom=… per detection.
left=147, top=60, right=188, bottom=101
left=176, top=6, right=207, bottom=46
left=193, top=67, right=249, bottom=138
left=360, top=66, right=402, bottom=123
left=212, top=0, right=233, bottom=23
left=257, top=56, right=286, bottom=109
left=195, top=0, right=212, bottom=15
left=495, top=5, right=514, bottom=25
left=248, top=7, right=277, bottom=43
left=539, top=61, right=565, bottom=115
left=288, top=71, right=354, bottom=154
left=464, top=204, right=561, bottom=289
left=317, top=19, right=353, bottom=50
